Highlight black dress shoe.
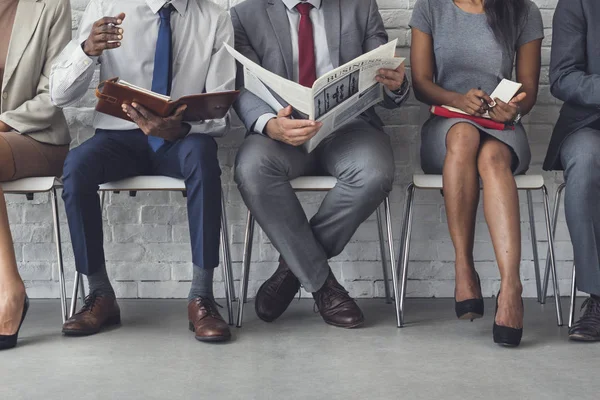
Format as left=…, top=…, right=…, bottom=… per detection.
left=255, top=259, right=301, bottom=322
left=569, top=296, right=600, bottom=342
left=313, top=270, right=364, bottom=328
left=455, top=272, right=484, bottom=321
left=0, top=295, right=29, bottom=351
left=493, top=292, right=523, bottom=347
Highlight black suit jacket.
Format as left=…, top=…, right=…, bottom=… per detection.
left=543, top=0, right=600, bottom=171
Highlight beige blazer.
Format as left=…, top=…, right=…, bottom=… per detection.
left=0, top=0, right=71, bottom=145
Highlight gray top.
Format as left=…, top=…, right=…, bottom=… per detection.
left=409, top=0, right=543, bottom=96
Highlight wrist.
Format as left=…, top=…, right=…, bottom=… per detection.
left=264, top=118, right=278, bottom=138
left=179, top=123, right=191, bottom=138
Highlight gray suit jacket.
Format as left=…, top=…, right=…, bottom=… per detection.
left=0, top=0, right=71, bottom=146
left=543, top=0, right=600, bottom=171
left=231, top=0, right=401, bottom=133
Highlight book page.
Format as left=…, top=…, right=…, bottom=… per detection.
left=119, top=80, right=171, bottom=101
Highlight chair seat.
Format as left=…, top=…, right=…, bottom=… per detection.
left=290, top=176, right=337, bottom=191
left=0, top=177, right=61, bottom=194
left=412, top=174, right=545, bottom=190
left=99, top=176, right=186, bottom=191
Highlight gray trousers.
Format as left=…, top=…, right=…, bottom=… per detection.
left=234, top=120, right=395, bottom=292
left=561, top=127, right=600, bottom=296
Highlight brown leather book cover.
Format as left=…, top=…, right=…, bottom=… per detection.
left=95, top=78, right=239, bottom=122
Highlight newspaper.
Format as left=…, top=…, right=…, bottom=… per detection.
left=226, top=40, right=404, bottom=152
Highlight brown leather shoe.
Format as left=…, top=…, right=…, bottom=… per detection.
left=255, top=258, right=301, bottom=322
left=62, top=292, right=121, bottom=336
left=312, top=271, right=364, bottom=328
left=188, top=297, right=231, bottom=342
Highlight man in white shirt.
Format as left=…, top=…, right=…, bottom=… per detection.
left=232, top=0, right=409, bottom=328
left=50, top=0, right=235, bottom=342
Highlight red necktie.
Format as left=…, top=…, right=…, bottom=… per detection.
left=296, top=3, right=317, bottom=87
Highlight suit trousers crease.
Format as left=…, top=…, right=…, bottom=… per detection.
left=234, top=120, right=395, bottom=292
left=560, top=127, right=600, bottom=296
left=62, top=129, right=222, bottom=276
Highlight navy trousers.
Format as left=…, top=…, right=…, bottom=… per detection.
left=62, top=129, right=221, bottom=275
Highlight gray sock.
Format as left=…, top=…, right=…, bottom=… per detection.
left=188, top=265, right=214, bottom=302
left=87, top=264, right=115, bottom=296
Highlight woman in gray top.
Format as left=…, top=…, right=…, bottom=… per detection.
left=410, top=0, right=543, bottom=346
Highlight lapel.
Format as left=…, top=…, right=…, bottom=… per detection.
left=3, top=0, right=45, bottom=88
left=322, top=0, right=341, bottom=68
left=267, top=0, right=294, bottom=79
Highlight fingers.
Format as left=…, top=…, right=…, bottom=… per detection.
left=470, top=89, right=494, bottom=106
left=376, top=68, right=404, bottom=90
left=122, top=104, right=145, bottom=126
left=510, top=92, right=527, bottom=104
left=171, top=105, right=188, bottom=119
left=277, top=105, right=293, bottom=118
left=280, top=117, right=319, bottom=131
left=95, top=14, right=125, bottom=28
left=130, top=103, right=154, bottom=120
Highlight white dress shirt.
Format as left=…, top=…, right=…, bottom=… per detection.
left=50, top=0, right=235, bottom=136
left=254, top=0, right=408, bottom=134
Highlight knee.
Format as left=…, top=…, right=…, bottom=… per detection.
left=341, top=156, right=395, bottom=197
left=477, top=142, right=512, bottom=176
left=234, top=142, right=282, bottom=195
left=446, top=123, right=480, bottom=157
left=565, top=153, right=600, bottom=193
left=179, top=135, right=220, bottom=179
left=62, top=148, right=94, bottom=192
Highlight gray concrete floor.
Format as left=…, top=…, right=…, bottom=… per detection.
left=1, top=298, right=599, bottom=400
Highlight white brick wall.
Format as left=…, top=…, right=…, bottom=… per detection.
left=11, top=0, right=573, bottom=299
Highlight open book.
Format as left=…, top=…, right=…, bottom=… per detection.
left=441, top=79, right=523, bottom=118
left=95, top=78, right=239, bottom=122
left=226, top=40, right=404, bottom=152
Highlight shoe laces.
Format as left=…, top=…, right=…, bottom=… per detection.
left=193, top=297, right=222, bottom=318
left=580, top=297, right=600, bottom=320
left=78, top=293, right=101, bottom=314
left=314, top=280, right=351, bottom=312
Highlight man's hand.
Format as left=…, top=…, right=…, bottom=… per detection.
left=265, top=106, right=322, bottom=147
left=123, top=103, right=190, bottom=142
left=0, top=121, right=12, bottom=132
left=450, top=88, right=494, bottom=117
left=82, top=13, right=126, bottom=57
left=489, top=92, right=527, bottom=123
left=376, top=62, right=406, bottom=92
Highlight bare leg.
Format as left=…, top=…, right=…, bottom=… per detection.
left=443, top=123, right=482, bottom=301
left=477, top=137, right=523, bottom=329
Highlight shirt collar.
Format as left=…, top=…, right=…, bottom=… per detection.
left=146, top=0, right=188, bottom=15
left=282, top=0, right=322, bottom=12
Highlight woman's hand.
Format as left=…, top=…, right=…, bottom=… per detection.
left=451, top=89, right=494, bottom=117
left=488, top=92, right=527, bottom=123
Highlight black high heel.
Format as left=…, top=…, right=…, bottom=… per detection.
left=493, top=292, right=523, bottom=347
left=455, top=272, right=484, bottom=321
left=0, top=295, right=30, bottom=351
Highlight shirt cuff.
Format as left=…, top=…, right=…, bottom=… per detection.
left=75, top=42, right=99, bottom=68
left=384, top=77, right=411, bottom=105
left=254, top=113, right=277, bottom=135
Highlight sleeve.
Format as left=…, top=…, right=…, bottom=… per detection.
left=363, top=0, right=389, bottom=52
left=516, top=2, right=544, bottom=48
left=49, top=0, right=102, bottom=107
left=409, top=0, right=432, bottom=35
left=187, top=11, right=237, bottom=136
left=0, top=0, right=72, bottom=133
left=549, top=0, right=600, bottom=107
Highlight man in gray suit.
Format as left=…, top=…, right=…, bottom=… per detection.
left=544, top=0, right=600, bottom=342
left=231, top=0, right=409, bottom=328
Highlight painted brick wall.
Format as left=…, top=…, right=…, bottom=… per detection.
left=11, top=0, right=573, bottom=299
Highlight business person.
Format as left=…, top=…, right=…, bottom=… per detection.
left=232, top=0, right=409, bottom=328
left=544, top=0, right=600, bottom=342
left=0, top=0, right=71, bottom=350
left=50, top=0, right=236, bottom=343
left=410, top=0, right=543, bottom=346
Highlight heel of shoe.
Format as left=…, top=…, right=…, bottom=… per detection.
left=455, top=299, right=484, bottom=321
left=189, top=321, right=195, bottom=332
left=493, top=323, right=523, bottom=347
left=106, top=314, right=121, bottom=326
left=0, top=294, right=30, bottom=351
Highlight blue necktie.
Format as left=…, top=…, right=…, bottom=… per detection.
left=148, top=4, right=174, bottom=151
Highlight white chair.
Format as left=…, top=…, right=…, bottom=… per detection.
left=0, top=177, right=68, bottom=322
left=68, top=176, right=236, bottom=325
left=396, top=174, right=564, bottom=328
left=236, top=176, right=397, bottom=327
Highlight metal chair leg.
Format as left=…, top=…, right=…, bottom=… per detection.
left=542, top=183, right=565, bottom=304
left=69, top=271, right=81, bottom=318
left=526, top=190, right=542, bottom=303
left=376, top=203, right=392, bottom=304
left=569, top=263, right=577, bottom=328
left=220, top=189, right=235, bottom=326
left=398, top=183, right=415, bottom=328
left=236, top=210, right=255, bottom=328
left=541, top=186, right=564, bottom=326
left=384, top=197, right=397, bottom=309
left=51, top=188, right=68, bottom=323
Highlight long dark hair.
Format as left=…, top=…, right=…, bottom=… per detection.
left=484, top=0, right=530, bottom=52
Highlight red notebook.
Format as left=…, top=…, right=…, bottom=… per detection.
left=430, top=106, right=514, bottom=131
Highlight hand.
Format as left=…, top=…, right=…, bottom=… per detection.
left=265, top=106, right=322, bottom=146
left=123, top=103, right=190, bottom=142
left=488, top=92, right=526, bottom=123
left=451, top=89, right=494, bottom=117
left=376, top=62, right=406, bottom=92
left=82, top=13, right=126, bottom=57
left=0, top=121, right=12, bottom=132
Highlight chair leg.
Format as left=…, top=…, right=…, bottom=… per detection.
left=384, top=197, right=397, bottom=310
left=51, top=188, right=68, bottom=323
left=526, top=190, right=542, bottom=303
left=69, top=271, right=81, bottom=318
left=569, top=263, right=577, bottom=329
left=398, top=184, right=415, bottom=328
left=236, top=210, right=255, bottom=328
left=376, top=203, right=392, bottom=304
left=541, top=186, right=564, bottom=326
left=220, top=189, right=235, bottom=326
left=542, top=183, right=565, bottom=304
